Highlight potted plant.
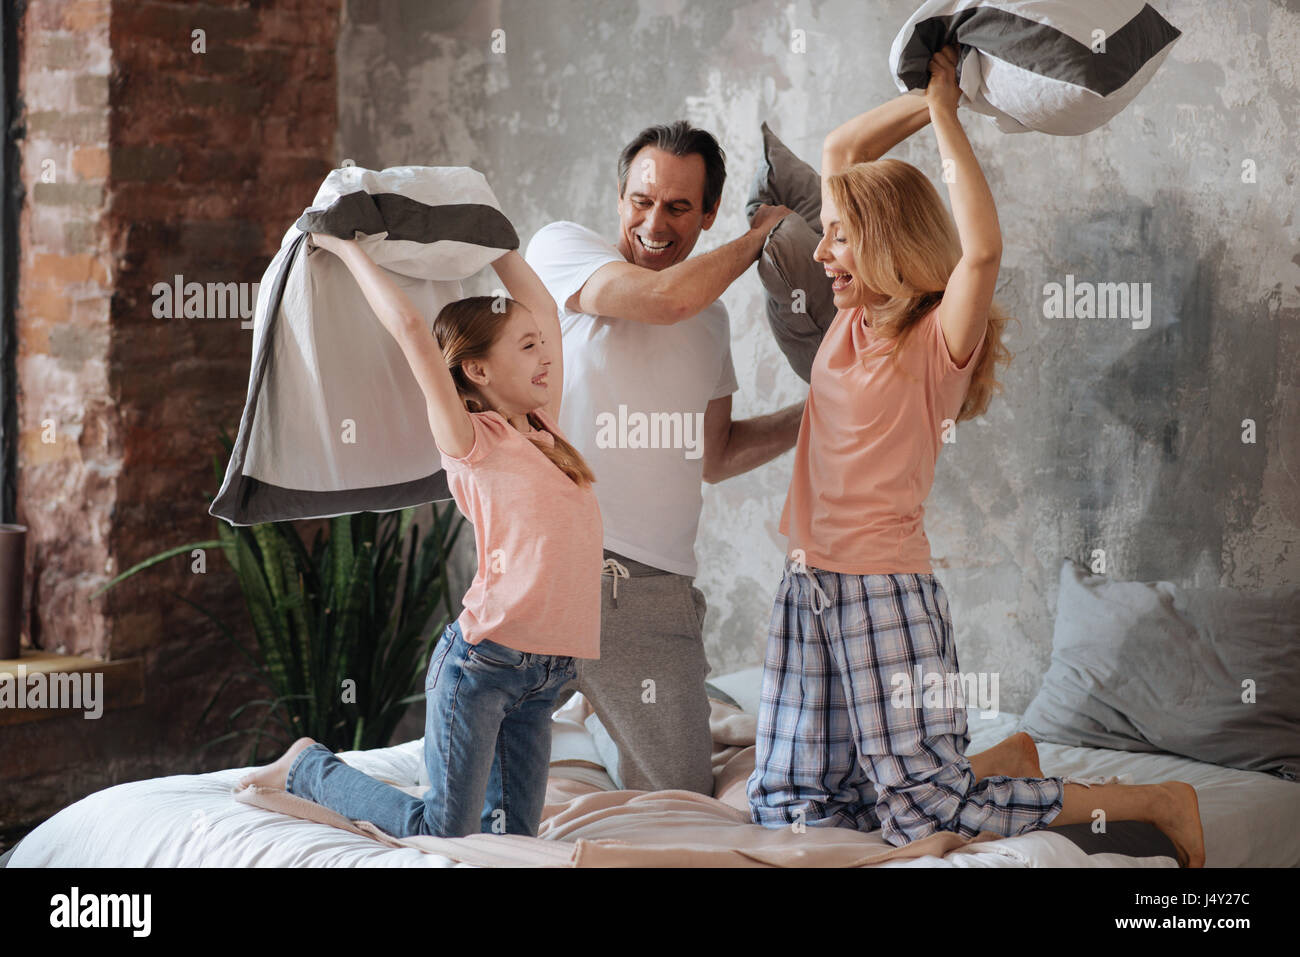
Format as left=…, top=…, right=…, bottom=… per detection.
left=92, top=431, right=465, bottom=763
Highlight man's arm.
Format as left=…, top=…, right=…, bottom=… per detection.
left=572, top=204, right=791, bottom=325
left=822, top=93, right=933, bottom=180
left=701, top=394, right=805, bottom=484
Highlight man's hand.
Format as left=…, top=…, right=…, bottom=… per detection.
left=749, top=203, right=796, bottom=262
left=751, top=202, right=795, bottom=237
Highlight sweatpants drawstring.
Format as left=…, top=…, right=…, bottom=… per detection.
left=602, top=557, right=629, bottom=608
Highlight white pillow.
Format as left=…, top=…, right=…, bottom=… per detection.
left=889, top=0, right=1181, bottom=135
left=294, top=165, right=515, bottom=279
left=705, top=666, right=765, bottom=717
left=585, top=711, right=625, bottom=790
left=548, top=691, right=608, bottom=771
left=210, top=165, right=518, bottom=526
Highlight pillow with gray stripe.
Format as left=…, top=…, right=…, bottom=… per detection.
left=210, top=165, right=518, bottom=526
left=890, top=0, right=1181, bottom=135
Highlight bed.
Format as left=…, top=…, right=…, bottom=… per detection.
left=6, top=664, right=1298, bottom=868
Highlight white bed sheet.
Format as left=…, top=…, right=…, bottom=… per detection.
left=9, top=693, right=1297, bottom=868
left=967, top=709, right=1300, bottom=868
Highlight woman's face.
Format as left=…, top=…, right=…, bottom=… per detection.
left=814, top=189, right=864, bottom=310
left=467, top=305, right=553, bottom=414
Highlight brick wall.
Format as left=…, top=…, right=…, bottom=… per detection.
left=2, top=0, right=341, bottom=836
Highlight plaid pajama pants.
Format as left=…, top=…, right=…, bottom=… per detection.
left=747, top=558, right=1065, bottom=846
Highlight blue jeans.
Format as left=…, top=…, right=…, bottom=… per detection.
left=285, top=620, right=578, bottom=838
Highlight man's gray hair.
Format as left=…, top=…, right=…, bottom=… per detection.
left=617, top=120, right=726, bottom=215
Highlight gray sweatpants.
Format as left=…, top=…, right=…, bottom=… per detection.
left=554, top=549, right=715, bottom=795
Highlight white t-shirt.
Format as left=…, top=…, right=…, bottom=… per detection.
left=524, top=220, right=738, bottom=577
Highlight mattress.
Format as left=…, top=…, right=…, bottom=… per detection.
left=7, top=669, right=1297, bottom=867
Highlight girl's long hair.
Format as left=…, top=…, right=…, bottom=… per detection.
left=432, top=296, right=596, bottom=488
left=824, top=158, right=1016, bottom=422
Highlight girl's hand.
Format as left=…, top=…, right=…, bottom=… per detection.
left=925, top=44, right=962, bottom=114
left=308, top=231, right=348, bottom=253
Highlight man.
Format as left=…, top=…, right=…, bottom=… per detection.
left=524, top=120, right=801, bottom=794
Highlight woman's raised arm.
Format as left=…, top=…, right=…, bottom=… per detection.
left=309, top=232, right=474, bottom=458
left=924, top=45, right=1001, bottom=370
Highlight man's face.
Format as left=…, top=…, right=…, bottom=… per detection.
left=616, top=145, right=718, bottom=270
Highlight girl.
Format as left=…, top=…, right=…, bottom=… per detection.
left=239, top=231, right=604, bottom=840
left=747, top=46, right=1205, bottom=866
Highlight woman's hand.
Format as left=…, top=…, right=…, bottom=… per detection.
left=925, top=44, right=962, bottom=115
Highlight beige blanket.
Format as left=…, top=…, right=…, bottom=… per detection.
left=233, top=699, right=1008, bottom=867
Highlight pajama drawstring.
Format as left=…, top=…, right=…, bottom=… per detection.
left=792, top=562, right=830, bottom=616
left=1060, top=774, right=1128, bottom=787
left=602, top=557, right=629, bottom=608
left=807, top=574, right=829, bottom=616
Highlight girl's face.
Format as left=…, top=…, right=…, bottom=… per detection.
left=468, top=305, right=553, bottom=414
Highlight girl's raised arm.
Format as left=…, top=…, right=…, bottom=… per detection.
left=488, top=250, right=563, bottom=423
left=309, top=233, right=474, bottom=458
left=925, top=45, right=1002, bottom=369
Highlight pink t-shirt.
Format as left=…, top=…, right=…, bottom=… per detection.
left=779, top=304, right=988, bottom=575
left=437, top=406, right=603, bottom=658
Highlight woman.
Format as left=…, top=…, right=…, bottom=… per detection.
left=239, top=233, right=604, bottom=840
left=746, top=46, right=1204, bottom=866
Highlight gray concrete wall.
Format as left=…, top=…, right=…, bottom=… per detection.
left=339, top=0, right=1299, bottom=713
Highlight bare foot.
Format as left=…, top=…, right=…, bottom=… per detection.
left=970, top=731, right=1044, bottom=781
left=1006, top=732, right=1044, bottom=778
left=238, top=737, right=318, bottom=791
left=1152, top=781, right=1205, bottom=868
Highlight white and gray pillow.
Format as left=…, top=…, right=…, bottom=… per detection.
left=1019, top=558, right=1300, bottom=780
left=889, top=0, right=1182, bottom=136
left=210, top=165, right=518, bottom=526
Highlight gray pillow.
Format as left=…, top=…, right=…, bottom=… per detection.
left=1019, top=558, right=1300, bottom=780
left=745, top=122, right=836, bottom=383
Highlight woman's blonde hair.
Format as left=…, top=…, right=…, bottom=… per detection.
left=824, top=158, right=1017, bottom=421
left=432, top=296, right=596, bottom=488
